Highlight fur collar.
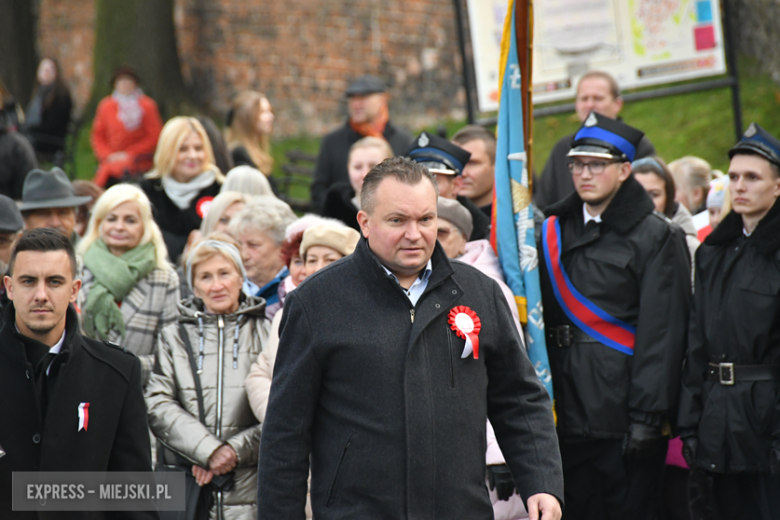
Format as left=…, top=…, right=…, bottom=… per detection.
left=705, top=198, right=780, bottom=255
left=544, top=174, right=655, bottom=234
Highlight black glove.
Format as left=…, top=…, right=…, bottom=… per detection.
left=487, top=464, right=516, bottom=501
left=682, top=436, right=698, bottom=468
left=622, top=422, right=663, bottom=461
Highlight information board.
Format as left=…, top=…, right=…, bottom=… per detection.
left=466, top=0, right=727, bottom=111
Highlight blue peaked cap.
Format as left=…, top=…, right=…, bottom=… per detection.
left=569, top=112, right=645, bottom=162
left=729, top=122, right=780, bottom=167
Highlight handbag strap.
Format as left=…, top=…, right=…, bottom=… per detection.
left=179, top=322, right=206, bottom=426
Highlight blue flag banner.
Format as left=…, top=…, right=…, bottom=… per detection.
left=491, top=0, right=553, bottom=398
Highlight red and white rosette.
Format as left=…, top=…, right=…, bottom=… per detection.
left=448, top=305, right=482, bottom=359
left=195, top=196, right=215, bottom=219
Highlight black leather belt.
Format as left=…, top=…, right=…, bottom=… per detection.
left=547, top=325, right=599, bottom=348
left=707, top=363, right=780, bottom=385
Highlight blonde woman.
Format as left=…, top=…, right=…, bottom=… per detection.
left=223, top=165, right=274, bottom=196
left=320, top=136, right=393, bottom=230
left=76, top=183, right=180, bottom=386
left=140, top=116, right=224, bottom=262
left=225, top=91, right=274, bottom=175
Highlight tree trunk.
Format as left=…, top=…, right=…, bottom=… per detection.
left=0, top=0, right=38, bottom=108
left=89, top=0, right=197, bottom=119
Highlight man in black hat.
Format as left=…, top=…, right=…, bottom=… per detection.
left=310, top=75, right=413, bottom=211
left=406, top=131, right=490, bottom=241
left=677, top=123, right=780, bottom=519
left=19, top=167, right=90, bottom=244
left=537, top=112, right=691, bottom=518
left=0, top=94, right=37, bottom=200
left=534, top=71, right=655, bottom=211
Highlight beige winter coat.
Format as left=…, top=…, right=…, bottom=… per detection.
left=146, top=295, right=269, bottom=520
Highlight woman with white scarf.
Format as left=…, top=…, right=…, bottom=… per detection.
left=90, top=66, right=163, bottom=188
left=140, top=116, right=224, bottom=263
left=76, top=183, right=180, bottom=387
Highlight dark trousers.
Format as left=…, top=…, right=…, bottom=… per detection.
left=560, top=438, right=666, bottom=520
left=709, top=472, right=780, bottom=520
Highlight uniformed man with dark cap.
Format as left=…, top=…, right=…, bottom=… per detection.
left=677, top=123, right=780, bottom=519
left=0, top=193, right=24, bottom=324
left=310, top=75, right=413, bottom=212
left=537, top=112, right=691, bottom=519
left=406, top=131, right=490, bottom=241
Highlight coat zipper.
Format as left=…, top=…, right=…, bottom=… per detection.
left=216, top=315, right=225, bottom=520
left=410, top=308, right=415, bottom=323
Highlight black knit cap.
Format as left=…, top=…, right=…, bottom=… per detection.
left=729, top=122, right=780, bottom=167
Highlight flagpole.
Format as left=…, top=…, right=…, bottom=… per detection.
left=514, top=0, right=533, bottom=190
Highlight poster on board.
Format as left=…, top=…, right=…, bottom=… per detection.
left=466, top=0, right=727, bottom=112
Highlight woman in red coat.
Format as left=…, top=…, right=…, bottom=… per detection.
left=91, top=66, right=163, bottom=187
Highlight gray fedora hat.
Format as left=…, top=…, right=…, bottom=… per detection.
left=19, top=168, right=92, bottom=211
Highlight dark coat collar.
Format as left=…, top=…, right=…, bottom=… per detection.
left=705, top=198, right=780, bottom=255
left=353, top=236, right=454, bottom=293
left=545, top=174, right=655, bottom=234
left=3, top=302, right=81, bottom=353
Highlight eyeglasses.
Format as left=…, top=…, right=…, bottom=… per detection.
left=568, top=160, right=619, bottom=175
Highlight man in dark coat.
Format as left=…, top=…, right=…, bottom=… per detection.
left=0, top=228, right=156, bottom=519
left=310, top=76, right=413, bottom=212
left=538, top=112, right=691, bottom=519
left=258, top=157, right=563, bottom=519
left=534, top=71, right=655, bottom=211
left=677, top=123, right=780, bottom=519
left=0, top=107, right=37, bottom=200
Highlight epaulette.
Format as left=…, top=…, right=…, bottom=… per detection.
left=103, top=340, right=136, bottom=358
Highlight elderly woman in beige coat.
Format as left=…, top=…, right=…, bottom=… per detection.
left=146, top=234, right=268, bottom=520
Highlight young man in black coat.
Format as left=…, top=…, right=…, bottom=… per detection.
left=677, top=123, right=780, bottom=519
left=310, top=76, right=413, bottom=212
left=538, top=112, right=691, bottom=519
left=0, top=228, right=156, bottom=519
left=258, top=157, right=563, bottom=519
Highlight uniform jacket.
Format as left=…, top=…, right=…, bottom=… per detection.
left=534, top=131, right=655, bottom=211
left=539, top=175, right=691, bottom=439
left=146, top=296, right=269, bottom=520
left=0, top=304, right=156, bottom=520
left=310, top=120, right=413, bottom=211
left=78, top=265, right=180, bottom=386
left=678, top=202, right=780, bottom=473
left=91, top=95, right=163, bottom=187
left=139, top=177, right=222, bottom=263
left=257, top=238, right=563, bottom=519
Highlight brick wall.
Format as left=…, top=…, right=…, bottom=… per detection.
left=37, top=0, right=468, bottom=136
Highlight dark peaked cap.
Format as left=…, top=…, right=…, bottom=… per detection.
left=729, top=122, right=780, bottom=167
left=0, top=195, right=23, bottom=233
left=568, top=112, right=645, bottom=162
left=405, top=131, right=471, bottom=175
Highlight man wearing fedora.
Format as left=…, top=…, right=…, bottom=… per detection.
left=0, top=193, right=24, bottom=326
left=310, top=75, right=413, bottom=212
left=19, top=167, right=91, bottom=245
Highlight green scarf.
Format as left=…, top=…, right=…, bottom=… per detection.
left=82, top=240, right=156, bottom=340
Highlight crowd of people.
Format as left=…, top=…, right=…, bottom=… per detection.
left=0, top=66, right=778, bottom=520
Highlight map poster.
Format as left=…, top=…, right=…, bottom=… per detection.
left=532, top=0, right=727, bottom=103
left=466, top=0, right=727, bottom=111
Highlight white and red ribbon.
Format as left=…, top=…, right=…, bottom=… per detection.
left=78, top=402, right=90, bottom=432
left=448, top=306, right=482, bottom=359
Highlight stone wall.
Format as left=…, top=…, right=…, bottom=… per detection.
left=37, top=0, right=469, bottom=136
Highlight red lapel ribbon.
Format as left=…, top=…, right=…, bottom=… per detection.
left=448, top=306, right=482, bottom=359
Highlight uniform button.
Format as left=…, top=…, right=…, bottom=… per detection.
left=32, top=434, right=41, bottom=444
left=435, top=303, right=441, bottom=308
left=711, top=463, right=716, bottom=469
left=452, top=290, right=457, bottom=294
left=26, top=370, right=31, bottom=379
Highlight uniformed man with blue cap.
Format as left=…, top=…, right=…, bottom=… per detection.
left=536, top=112, right=692, bottom=518
left=678, top=123, right=780, bottom=518
left=406, top=131, right=490, bottom=240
